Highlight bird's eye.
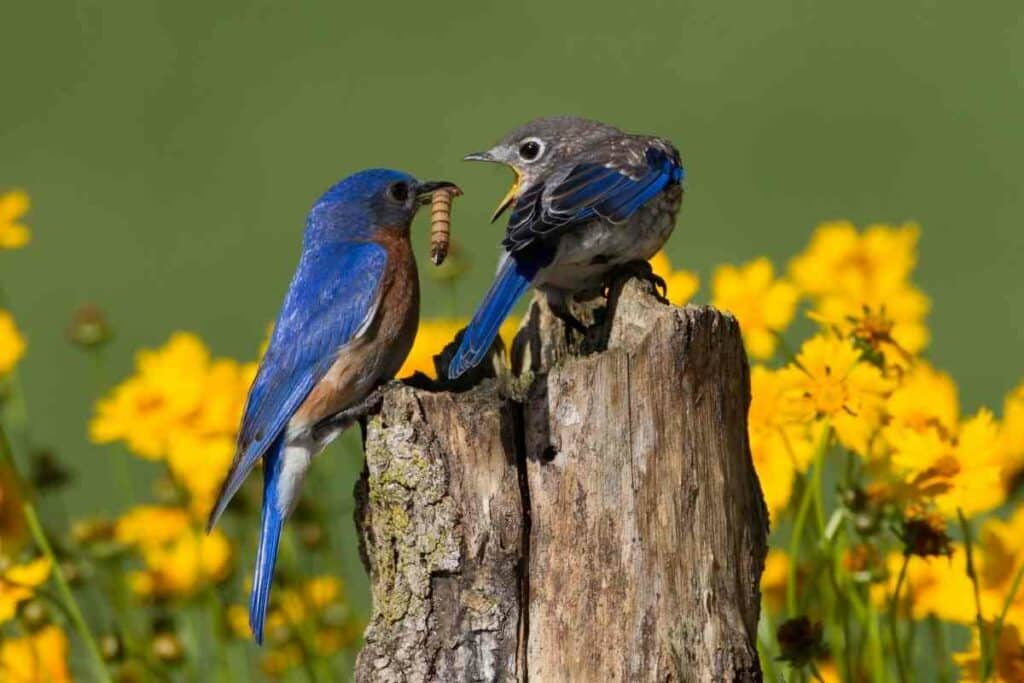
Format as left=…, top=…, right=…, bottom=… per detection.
left=518, top=138, right=543, bottom=162
left=388, top=182, right=409, bottom=203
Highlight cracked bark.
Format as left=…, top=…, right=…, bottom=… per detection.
left=354, top=277, right=769, bottom=682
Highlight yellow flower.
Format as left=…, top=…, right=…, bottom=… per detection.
left=115, top=505, right=190, bottom=545
left=790, top=220, right=919, bottom=299
left=116, top=505, right=231, bottom=597
left=0, top=310, right=27, bottom=377
left=166, top=434, right=235, bottom=517
left=91, top=333, right=254, bottom=460
left=888, top=410, right=1004, bottom=517
left=999, top=380, right=1024, bottom=487
left=227, top=604, right=251, bottom=639
left=874, top=551, right=981, bottom=623
left=0, top=190, right=31, bottom=250
left=305, top=575, right=343, bottom=609
left=777, top=334, right=892, bottom=455
left=711, top=258, right=798, bottom=359
left=649, top=250, right=700, bottom=306
left=748, top=366, right=821, bottom=518
left=955, top=622, right=1024, bottom=683
left=262, top=643, right=303, bottom=676
left=0, top=557, right=50, bottom=623
left=885, top=362, right=959, bottom=436
left=0, top=624, right=71, bottom=682
left=399, top=318, right=467, bottom=379
left=789, top=221, right=930, bottom=356
left=760, top=549, right=791, bottom=613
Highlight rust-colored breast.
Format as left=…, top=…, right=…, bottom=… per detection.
left=291, top=229, right=419, bottom=431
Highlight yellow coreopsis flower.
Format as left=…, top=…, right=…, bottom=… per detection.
left=790, top=220, right=919, bottom=299
left=874, top=551, right=986, bottom=624
left=166, top=434, right=236, bottom=517
left=885, top=362, right=959, bottom=437
left=789, top=221, right=930, bottom=356
left=748, top=366, right=821, bottom=518
left=778, top=334, right=892, bottom=455
left=91, top=332, right=255, bottom=460
left=193, top=359, right=257, bottom=436
left=91, top=333, right=211, bottom=458
left=760, top=549, right=791, bottom=613
left=999, top=380, right=1024, bottom=486
left=649, top=250, right=699, bottom=306
left=0, top=557, right=50, bottom=623
left=398, top=316, right=522, bottom=379
left=0, top=624, right=71, bottom=682
left=888, top=409, right=1004, bottom=517
left=0, top=310, right=27, bottom=377
left=711, top=257, right=798, bottom=359
left=116, top=505, right=231, bottom=598
left=956, top=622, right=1024, bottom=683
left=398, top=318, right=467, bottom=379
left=0, top=190, right=31, bottom=250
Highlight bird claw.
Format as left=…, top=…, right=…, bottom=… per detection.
left=613, top=260, right=669, bottom=304
left=311, top=384, right=388, bottom=442
left=550, top=306, right=589, bottom=335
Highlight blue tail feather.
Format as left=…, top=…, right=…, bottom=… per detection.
left=448, top=254, right=539, bottom=379
left=250, top=437, right=286, bottom=645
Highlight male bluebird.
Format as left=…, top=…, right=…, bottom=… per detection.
left=448, top=116, right=684, bottom=379
left=206, top=169, right=457, bottom=644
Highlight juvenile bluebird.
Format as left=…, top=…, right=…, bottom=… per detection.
left=448, top=116, right=684, bottom=379
left=206, top=169, right=457, bottom=644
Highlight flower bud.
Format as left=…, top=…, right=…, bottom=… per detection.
left=66, top=304, right=111, bottom=350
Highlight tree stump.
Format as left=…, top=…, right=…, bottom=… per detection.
left=353, top=277, right=769, bottom=682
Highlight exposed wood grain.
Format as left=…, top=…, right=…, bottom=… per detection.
left=354, top=276, right=768, bottom=682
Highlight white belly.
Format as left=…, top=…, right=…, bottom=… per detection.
left=535, top=184, right=682, bottom=293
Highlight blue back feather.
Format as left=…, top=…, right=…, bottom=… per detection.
left=249, top=435, right=285, bottom=645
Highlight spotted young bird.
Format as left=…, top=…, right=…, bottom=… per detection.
left=206, top=169, right=457, bottom=644
left=448, top=116, right=684, bottom=379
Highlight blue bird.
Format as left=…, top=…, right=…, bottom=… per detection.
left=448, top=116, right=685, bottom=379
left=207, top=169, right=457, bottom=644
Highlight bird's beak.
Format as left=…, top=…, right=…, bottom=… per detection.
left=415, top=180, right=461, bottom=204
left=464, top=151, right=520, bottom=223
left=463, top=151, right=495, bottom=163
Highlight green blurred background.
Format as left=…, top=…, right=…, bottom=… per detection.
left=3, top=0, right=1023, bottom=628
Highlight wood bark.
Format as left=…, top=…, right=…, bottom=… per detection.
left=354, top=277, right=769, bottom=682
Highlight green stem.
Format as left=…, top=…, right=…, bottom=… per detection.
left=787, top=423, right=831, bottom=615
left=928, top=617, right=951, bottom=683
left=957, top=509, right=991, bottom=682
left=24, top=503, right=112, bottom=683
left=888, top=554, right=910, bottom=683
left=991, top=560, right=1024, bottom=660
left=866, top=597, right=888, bottom=683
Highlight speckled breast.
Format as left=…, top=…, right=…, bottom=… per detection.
left=538, top=183, right=684, bottom=292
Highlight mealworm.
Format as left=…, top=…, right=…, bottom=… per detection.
left=430, top=187, right=461, bottom=266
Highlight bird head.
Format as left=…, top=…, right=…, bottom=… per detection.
left=310, top=169, right=458, bottom=240
left=464, top=116, right=622, bottom=222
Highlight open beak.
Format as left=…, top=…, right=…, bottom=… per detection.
left=464, top=151, right=520, bottom=223
left=415, top=180, right=461, bottom=204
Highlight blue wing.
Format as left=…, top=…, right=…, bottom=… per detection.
left=447, top=252, right=543, bottom=379
left=503, top=145, right=683, bottom=252
left=207, top=241, right=388, bottom=530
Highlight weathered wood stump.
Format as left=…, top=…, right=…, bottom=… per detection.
left=354, top=277, right=769, bottom=682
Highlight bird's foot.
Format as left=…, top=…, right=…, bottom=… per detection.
left=550, top=305, right=589, bottom=335
left=611, top=260, right=669, bottom=304
left=311, top=383, right=390, bottom=442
